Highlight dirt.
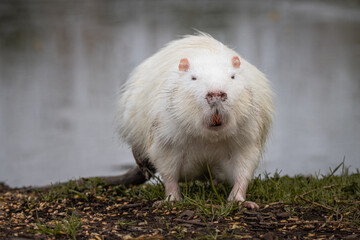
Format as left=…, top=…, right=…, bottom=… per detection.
left=0, top=182, right=359, bottom=240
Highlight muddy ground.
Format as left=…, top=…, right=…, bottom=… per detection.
left=0, top=183, right=359, bottom=240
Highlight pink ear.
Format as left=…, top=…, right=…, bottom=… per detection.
left=232, top=56, right=240, bottom=68
left=179, top=58, right=190, bottom=72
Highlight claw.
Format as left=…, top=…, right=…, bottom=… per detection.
left=153, top=200, right=165, bottom=208
left=152, top=198, right=182, bottom=208
left=239, top=201, right=259, bottom=210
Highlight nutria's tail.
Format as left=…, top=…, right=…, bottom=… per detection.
left=104, top=148, right=156, bottom=186
left=31, top=149, right=157, bottom=191
left=98, top=165, right=149, bottom=187
left=33, top=165, right=148, bottom=191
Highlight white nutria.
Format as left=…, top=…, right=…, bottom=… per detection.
left=117, top=33, right=273, bottom=209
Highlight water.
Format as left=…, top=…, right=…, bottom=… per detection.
left=1, top=0, right=359, bottom=187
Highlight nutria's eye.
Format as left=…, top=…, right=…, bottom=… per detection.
left=231, top=74, right=235, bottom=79
left=191, top=76, right=197, bottom=81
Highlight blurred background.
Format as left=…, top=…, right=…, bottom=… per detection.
left=1, top=0, right=359, bottom=187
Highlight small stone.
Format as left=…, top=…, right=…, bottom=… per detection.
left=343, top=234, right=359, bottom=240
left=180, top=210, right=195, bottom=220
left=262, top=231, right=278, bottom=240
left=276, top=212, right=290, bottom=218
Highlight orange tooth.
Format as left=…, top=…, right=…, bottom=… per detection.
left=212, top=113, right=221, bottom=125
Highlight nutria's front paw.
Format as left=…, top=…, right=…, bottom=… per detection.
left=153, top=200, right=165, bottom=208
left=152, top=198, right=182, bottom=208
left=238, top=201, right=259, bottom=210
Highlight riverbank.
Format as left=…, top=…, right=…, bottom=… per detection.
left=1, top=164, right=359, bottom=239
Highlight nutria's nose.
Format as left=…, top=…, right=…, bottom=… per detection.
left=206, top=91, right=228, bottom=104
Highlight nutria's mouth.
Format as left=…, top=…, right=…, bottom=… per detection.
left=208, top=109, right=225, bottom=130
left=211, top=112, right=222, bottom=127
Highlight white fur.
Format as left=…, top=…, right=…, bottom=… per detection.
left=117, top=33, right=273, bottom=206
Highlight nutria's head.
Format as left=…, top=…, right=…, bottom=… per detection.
left=167, top=52, right=254, bottom=140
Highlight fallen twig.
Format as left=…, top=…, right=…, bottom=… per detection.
left=295, top=184, right=344, bottom=228
left=297, top=195, right=335, bottom=212
left=268, top=201, right=284, bottom=206
left=260, top=219, right=349, bottom=227
left=295, top=184, right=339, bottom=200
left=120, top=203, right=143, bottom=210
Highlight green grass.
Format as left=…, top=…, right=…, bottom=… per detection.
left=122, top=161, right=360, bottom=224
left=117, top=218, right=136, bottom=227
left=36, top=177, right=107, bottom=202
left=34, top=210, right=82, bottom=239
left=36, top=161, right=360, bottom=226
left=249, top=161, right=360, bottom=204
